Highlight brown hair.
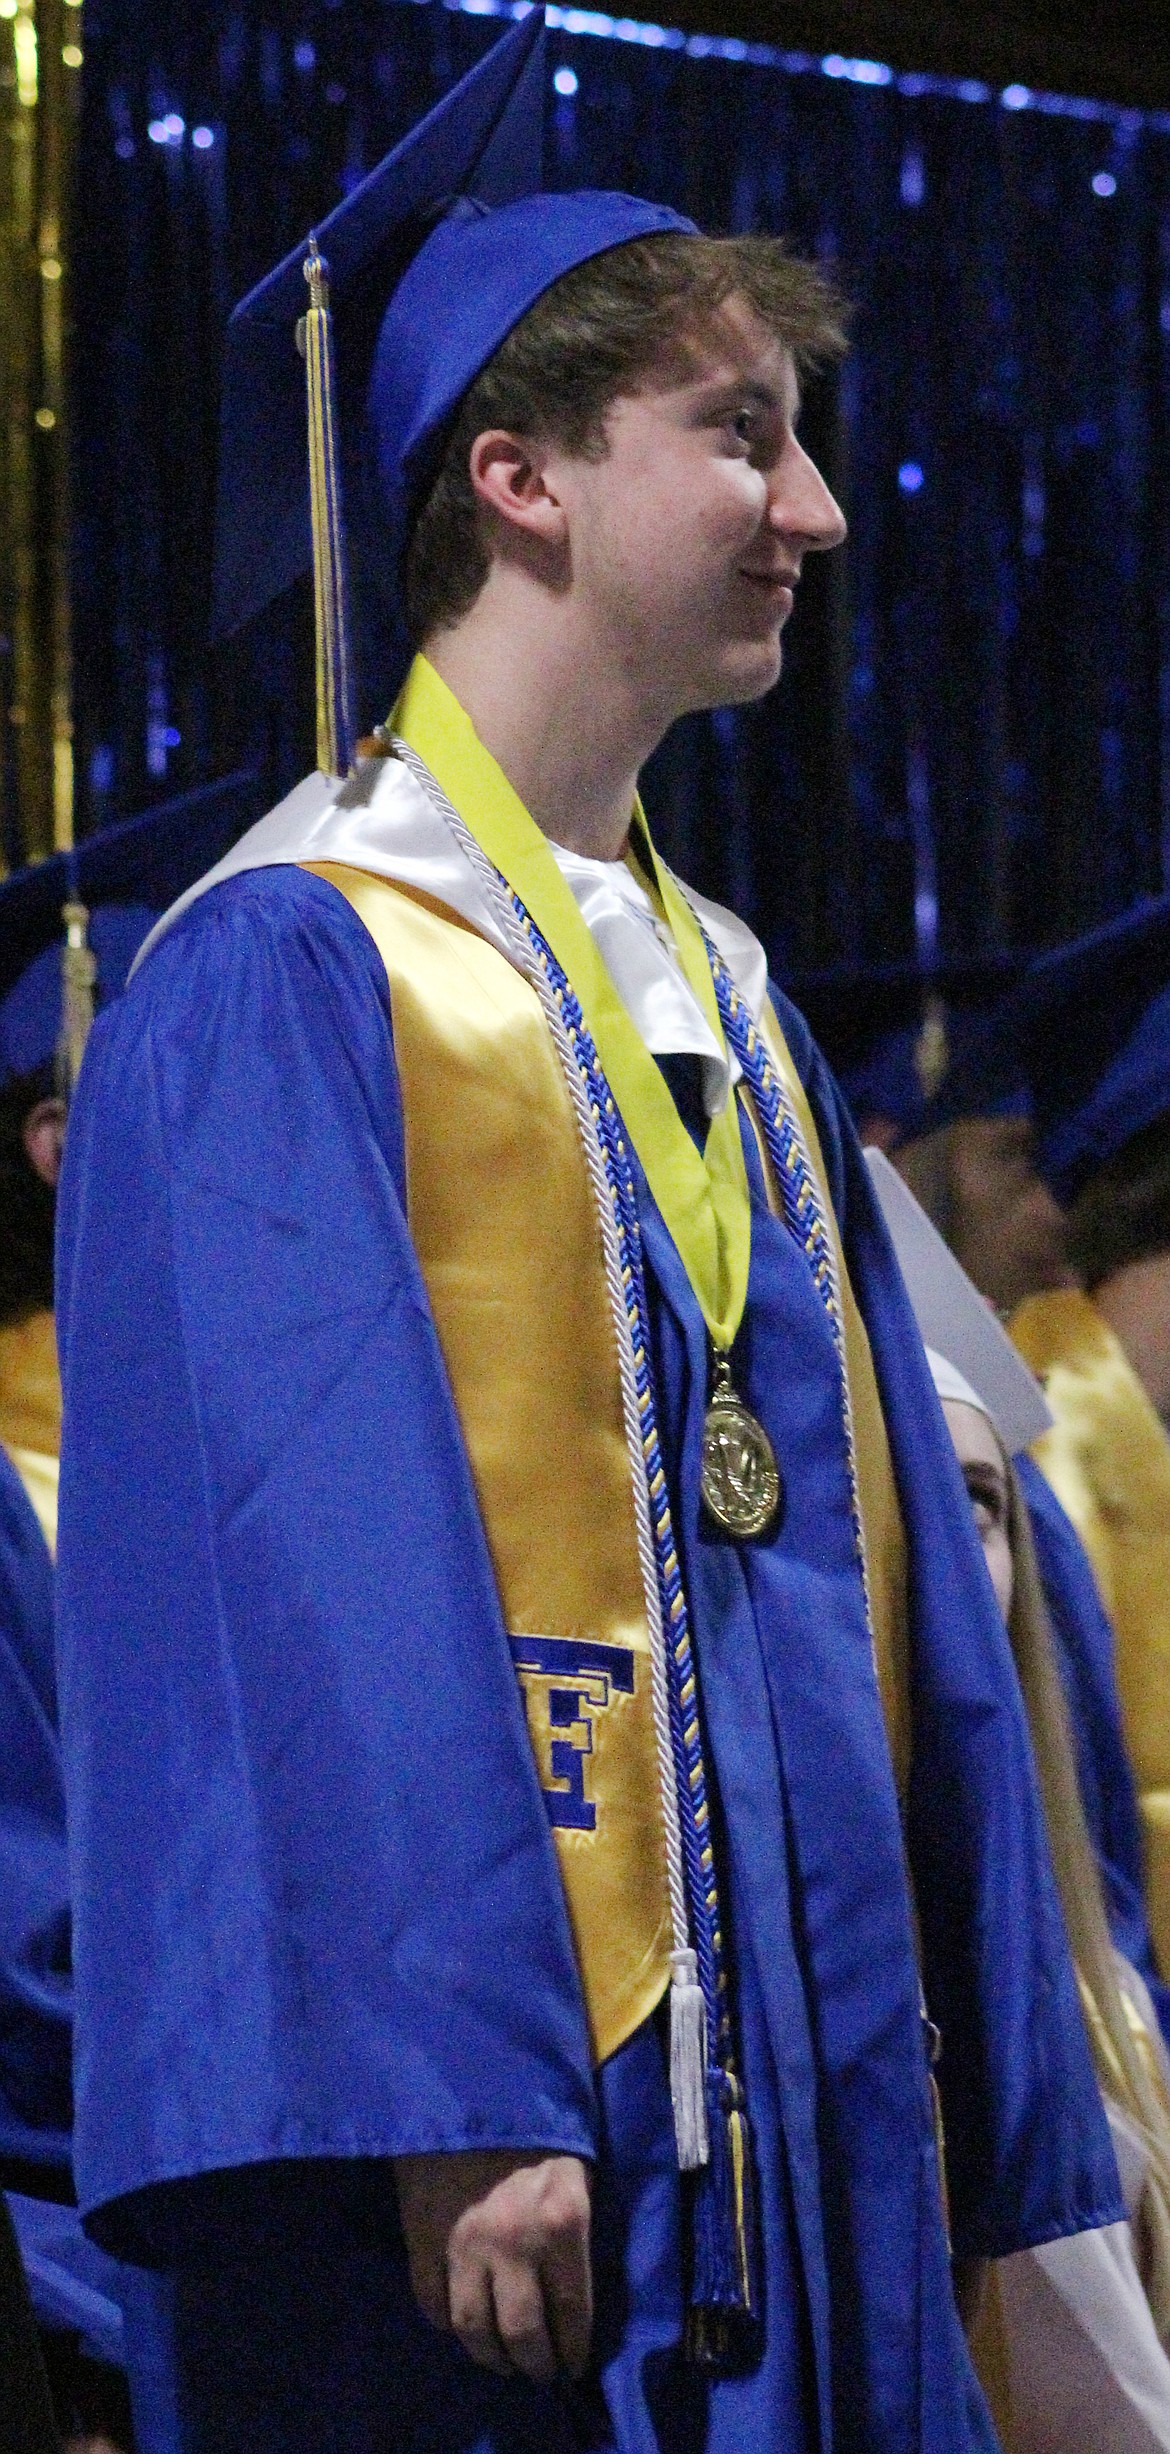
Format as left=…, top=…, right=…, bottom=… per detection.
left=404, top=228, right=848, bottom=642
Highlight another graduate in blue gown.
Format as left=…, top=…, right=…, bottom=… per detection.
left=785, top=967, right=930, bottom=1159
left=0, top=782, right=261, bottom=2451
left=54, top=20, right=1120, bottom=2452
left=912, top=993, right=1170, bottom=2042
left=1016, top=1455, right=1170, bottom=2038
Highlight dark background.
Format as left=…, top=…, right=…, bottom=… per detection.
left=71, top=0, right=1170, bottom=977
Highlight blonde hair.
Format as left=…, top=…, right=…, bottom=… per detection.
left=1006, top=1459, right=1170, bottom=2338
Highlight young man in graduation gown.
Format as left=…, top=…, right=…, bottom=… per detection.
left=55, top=20, right=1121, bottom=2452
left=0, top=788, right=261, bottom=2454
left=1008, top=897, right=1170, bottom=1996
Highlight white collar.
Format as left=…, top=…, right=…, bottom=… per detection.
left=134, top=754, right=771, bottom=1110
left=549, top=843, right=737, bottom=1111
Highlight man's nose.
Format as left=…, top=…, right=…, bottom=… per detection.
left=768, top=439, right=847, bottom=553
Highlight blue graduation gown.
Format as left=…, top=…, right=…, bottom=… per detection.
left=54, top=868, right=1121, bottom=2453
left=0, top=1438, right=181, bottom=2447
left=0, top=1445, right=71, bottom=2191
left=1017, top=1451, right=1170, bottom=2038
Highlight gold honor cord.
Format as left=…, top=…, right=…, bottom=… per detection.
left=391, top=656, right=756, bottom=1364
left=301, top=239, right=355, bottom=780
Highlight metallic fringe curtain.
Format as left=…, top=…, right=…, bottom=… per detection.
left=72, top=0, right=1170, bottom=974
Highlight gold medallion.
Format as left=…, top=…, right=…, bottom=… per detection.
left=700, top=1353, right=782, bottom=1541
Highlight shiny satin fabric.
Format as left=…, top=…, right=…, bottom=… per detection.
left=0, top=1444, right=70, bottom=2187
left=1012, top=1289, right=1170, bottom=1979
left=305, top=862, right=672, bottom=2064
left=397, top=663, right=912, bottom=1780
left=0, top=1349, right=184, bottom=2450
left=391, top=657, right=755, bottom=1354
left=1018, top=1452, right=1169, bottom=2040
left=0, top=1310, right=61, bottom=1557
left=54, top=864, right=1121, bottom=2449
left=550, top=843, right=732, bottom=1108
left=749, top=1009, right=911, bottom=1795
left=306, top=858, right=912, bottom=2063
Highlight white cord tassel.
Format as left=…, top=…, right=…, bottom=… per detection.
left=670, top=1947, right=709, bottom=2169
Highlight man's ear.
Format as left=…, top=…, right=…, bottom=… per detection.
left=23, top=1097, right=67, bottom=1191
left=467, top=430, right=567, bottom=546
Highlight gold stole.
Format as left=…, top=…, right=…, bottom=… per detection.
left=0, top=1308, right=61, bottom=1557
left=1012, top=1286, right=1170, bottom=1978
left=305, top=861, right=909, bottom=2061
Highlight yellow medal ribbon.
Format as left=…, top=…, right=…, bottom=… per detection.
left=392, top=656, right=753, bottom=1353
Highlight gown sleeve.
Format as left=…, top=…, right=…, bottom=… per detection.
left=54, top=866, right=598, bottom=2263
left=767, top=983, right=1123, bottom=2259
left=0, top=1452, right=72, bottom=2189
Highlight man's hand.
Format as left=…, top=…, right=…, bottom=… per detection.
left=393, top=2150, right=592, bottom=2384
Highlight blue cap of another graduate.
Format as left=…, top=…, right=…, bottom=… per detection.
left=790, top=955, right=1024, bottom=1149
left=0, top=772, right=261, bottom=1090
left=786, top=967, right=931, bottom=1147
left=1015, top=893, right=1170, bottom=1204
left=917, top=994, right=1030, bottom=1138
left=210, top=10, right=693, bottom=741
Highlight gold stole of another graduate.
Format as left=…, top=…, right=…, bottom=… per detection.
left=0, top=1309, right=61, bottom=1555
left=1014, top=1286, right=1170, bottom=1979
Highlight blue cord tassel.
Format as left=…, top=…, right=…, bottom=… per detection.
left=687, top=2064, right=760, bottom=2367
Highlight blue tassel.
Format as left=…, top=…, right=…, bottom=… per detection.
left=686, top=2064, right=760, bottom=2369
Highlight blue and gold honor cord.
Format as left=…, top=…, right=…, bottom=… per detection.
left=388, top=727, right=897, bottom=2365
left=508, top=893, right=759, bottom=2361
left=504, top=909, right=884, bottom=2362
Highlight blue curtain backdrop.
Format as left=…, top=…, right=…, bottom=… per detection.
left=70, top=0, right=1170, bottom=975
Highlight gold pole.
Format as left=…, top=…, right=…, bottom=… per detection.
left=0, top=0, right=80, bottom=871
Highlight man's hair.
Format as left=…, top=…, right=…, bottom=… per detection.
left=404, top=228, right=848, bottom=642
left=1065, top=1111, right=1170, bottom=1290
left=0, top=1064, right=56, bottom=1326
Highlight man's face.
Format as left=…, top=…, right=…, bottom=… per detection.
left=544, top=299, right=846, bottom=719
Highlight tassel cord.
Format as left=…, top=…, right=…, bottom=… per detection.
left=302, top=239, right=355, bottom=780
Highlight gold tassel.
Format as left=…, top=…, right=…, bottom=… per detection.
left=915, top=991, right=949, bottom=1104
left=301, top=237, right=354, bottom=779
left=56, top=899, right=95, bottom=1095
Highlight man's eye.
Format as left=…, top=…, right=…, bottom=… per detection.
left=730, top=408, right=756, bottom=444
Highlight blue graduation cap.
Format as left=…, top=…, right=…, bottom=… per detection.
left=787, top=953, right=1022, bottom=1148
left=1014, top=893, right=1170, bottom=1204
left=917, top=991, right=1030, bottom=1139
left=785, top=965, right=931, bottom=1145
left=0, top=771, right=262, bottom=1093
left=211, top=9, right=693, bottom=775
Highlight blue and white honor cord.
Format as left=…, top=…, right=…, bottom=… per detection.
left=702, top=934, right=874, bottom=1627
left=393, top=740, right=869, bottom=2354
